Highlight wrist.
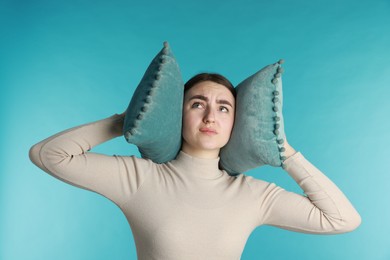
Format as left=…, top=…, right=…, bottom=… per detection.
left=283, top=141, right=297, bottom=159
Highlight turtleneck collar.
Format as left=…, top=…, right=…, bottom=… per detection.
left=170, top=151, right=224, bottom=180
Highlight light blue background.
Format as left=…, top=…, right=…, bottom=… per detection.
left=1, top=0, right=389, bottom=259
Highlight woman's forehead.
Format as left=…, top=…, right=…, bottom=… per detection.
left=185, top=81, right=235, bottom=101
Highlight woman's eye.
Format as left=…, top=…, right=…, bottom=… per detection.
left=191, top=102, right=204, bottom=109
left=220, top=106, right=229, bottom=113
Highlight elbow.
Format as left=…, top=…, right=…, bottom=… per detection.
left=29, top=141, right=66, bottom=173
left=343, top=211, right=362, bottom=233
left=29, top=143, right=44, bottom=169
left=320, top=208, right=362, bottom=234
left=331, top=210, right=362, bottom=234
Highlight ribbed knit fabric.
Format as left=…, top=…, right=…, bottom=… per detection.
left=29, top=114, right=361, bottom=260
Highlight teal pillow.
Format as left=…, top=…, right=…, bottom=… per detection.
left=123, top=42, right=184, bottom=163
left=220, top=60, right=286, bottom=175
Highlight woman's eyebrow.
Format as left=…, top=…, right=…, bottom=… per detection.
left=189, top=95, right=208, bottom=102
left=217, top=99, right=233, bottom=108
left=188, top=95, right=233, bottom=108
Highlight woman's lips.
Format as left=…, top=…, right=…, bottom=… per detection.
left=199, top=127, right=217, bottom=135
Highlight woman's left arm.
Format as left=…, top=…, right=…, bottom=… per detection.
left=260, top=139, right=361, bottom=234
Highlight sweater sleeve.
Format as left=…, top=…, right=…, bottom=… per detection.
left=29, top=114, right=151, bottom=207
left=257, top=152, right=361, bottom=234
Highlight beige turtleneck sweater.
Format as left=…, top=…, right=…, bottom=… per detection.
left=29, top=114, right=361, bottom=260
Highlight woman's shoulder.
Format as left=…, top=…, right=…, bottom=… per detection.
left=114, top=155, right=162, bottom=177
left=232, top=173, right=278, bottom=194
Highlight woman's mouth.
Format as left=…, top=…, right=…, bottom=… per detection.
left=199, top=127, right=217, bottom=135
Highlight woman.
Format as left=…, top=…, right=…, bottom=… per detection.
left=29, top=73, right=361, bottom=259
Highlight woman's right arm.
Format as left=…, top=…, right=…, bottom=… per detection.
left=29, top=113, right=150, bottom=207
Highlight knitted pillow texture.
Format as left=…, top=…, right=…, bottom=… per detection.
left=220, top=60, right=287, bottom=175
left=123, top=42, right=184, bottom=163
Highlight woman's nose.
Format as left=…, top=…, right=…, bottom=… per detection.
left=203, top=108, right=215, bottom=124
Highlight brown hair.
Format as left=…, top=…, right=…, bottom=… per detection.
left=184, top=73, right=236, bottom=98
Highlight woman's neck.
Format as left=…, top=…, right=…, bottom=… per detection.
left=181, top=144, right=220, bottom=159
left=171, top=151, right=223, bottom=179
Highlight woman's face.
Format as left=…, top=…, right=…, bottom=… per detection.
left=181, top=81, right=235, bottom=158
